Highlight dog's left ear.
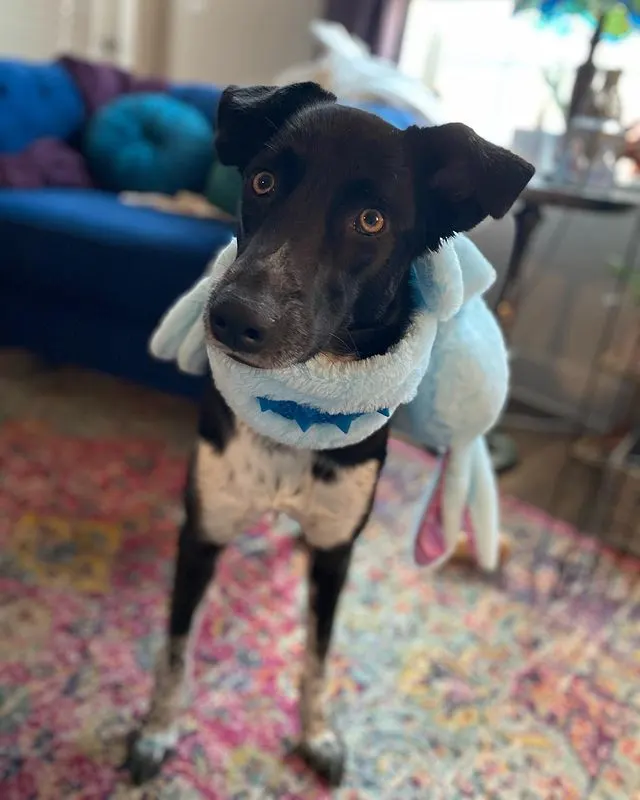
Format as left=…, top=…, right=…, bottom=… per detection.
left=405, top=123, right=534, bottom=236
left=215, top=82, right=336, bottom=171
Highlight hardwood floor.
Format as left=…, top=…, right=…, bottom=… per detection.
left=498, top=428, right=598, bottom=528
left=500, top=426, right=639, bottom=555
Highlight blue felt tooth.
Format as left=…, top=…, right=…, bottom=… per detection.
left=256, top=396, right=390, bottom=434
left=295, top=415, right=314, bottom=432
left=332, top=415, right=355, bottom=434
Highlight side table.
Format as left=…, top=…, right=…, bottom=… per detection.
left=489, top=179, right=640, bottom=473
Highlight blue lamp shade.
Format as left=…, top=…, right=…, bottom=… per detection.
left=84, top=93, right=214, bottom=194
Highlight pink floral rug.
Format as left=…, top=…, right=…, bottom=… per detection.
left=0, top=419, right=639, bottom=799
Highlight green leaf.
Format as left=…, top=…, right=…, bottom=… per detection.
left=603, top=2, right=632, bottom=34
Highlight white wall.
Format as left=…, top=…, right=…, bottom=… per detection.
left=133, top=0, right=170, bottom=74
left=166, top=0, right=322, bottom=85
left=0, top=0, right=68, bottom=60
left=0, top=0, right=152, bottom=70
left=0, top=0, right=320, bottom=82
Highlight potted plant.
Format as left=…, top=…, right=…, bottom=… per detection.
left=514, top=0, right=640, bottom=124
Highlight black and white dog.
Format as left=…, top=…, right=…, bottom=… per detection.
left=127, top=83, right=533, bottom=787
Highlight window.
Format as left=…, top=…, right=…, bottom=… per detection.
left=400, top=0, right=640, bottom=146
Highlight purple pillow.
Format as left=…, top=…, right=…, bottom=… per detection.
left=0, top=138, right=92, bottom=188
left=59, top=54, right=167, bottom=116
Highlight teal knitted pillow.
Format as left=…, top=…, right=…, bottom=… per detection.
left=205, top=160, right=243, bottom=216
left=84, top=93, right=214, bottom=194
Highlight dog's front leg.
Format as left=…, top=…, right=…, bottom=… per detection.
left=297, top=539, right=354, bottom=786
left=296, top=456, right=381, bottom=786
left=126, top=436, right=252, bottom=785
left=126, top=520, right=222, bottom=784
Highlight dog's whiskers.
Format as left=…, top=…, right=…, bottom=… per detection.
left=328, top=332, right=351, bottom=354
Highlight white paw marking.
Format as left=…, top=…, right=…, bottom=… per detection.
left=135, top=728, right=178, bottom=759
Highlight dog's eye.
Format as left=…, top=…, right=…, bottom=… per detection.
left=356, top=209, right=385, bottom=235
left=251, top=170, right=276, bottom=196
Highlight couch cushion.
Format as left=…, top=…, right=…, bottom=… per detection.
left=0, top=60, right=84, bottom=154
left=205, top=160, right=243, bottom=215
left=0, top=189, right=233, bottom=326
left=84, top=93, right=214, bottom=193
left=0, top=138, right=92, bottom=188
left=0, top=285, right=203, bottom=398
left=59, top=54, right=167, bottom=116
left=170, top=84, right=223, bottom=127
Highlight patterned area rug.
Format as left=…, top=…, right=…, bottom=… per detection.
left=1, top=418, right=639, bottom=800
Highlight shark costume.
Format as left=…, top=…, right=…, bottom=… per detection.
left=150, top=235, right=508, bottom=572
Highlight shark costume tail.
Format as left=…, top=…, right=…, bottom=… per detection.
left=150, top=235, right=508, bottom=572
left=413, top=437, right=499, bottom=572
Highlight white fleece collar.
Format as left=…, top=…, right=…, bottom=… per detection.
left=150, top=236, right=491, bottom=450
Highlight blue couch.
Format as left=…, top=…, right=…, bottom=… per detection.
left=0, top=60, right=233, bottom=397
left=0, top=60, right=417, bottom=398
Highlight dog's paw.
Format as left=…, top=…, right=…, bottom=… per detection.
left=296, top=729, right=346, bottom=787
left=124, top=729, right=177, bottom=785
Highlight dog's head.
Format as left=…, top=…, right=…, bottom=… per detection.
left=207, top=82, right=534, bottom=368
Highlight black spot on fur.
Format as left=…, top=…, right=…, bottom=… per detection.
left=261, top=437, right=288, bottom=454
left=198, top=382, right=235, bottom=453
left=312, top=458, right=337, bottom=483
left=183, top=456, right=199, bottom=524
left=321, top=424, right=389, bottom=470
left=169, top=523, right=223, bottom=639
left=309, top=542, right=353, bottom=662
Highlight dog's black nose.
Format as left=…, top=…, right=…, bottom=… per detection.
left=209, top=298, right=271, bottom=354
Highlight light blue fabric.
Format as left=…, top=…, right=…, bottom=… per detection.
left=84, top=93, right=214, bottom=194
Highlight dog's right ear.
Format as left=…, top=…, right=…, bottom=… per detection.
left=215, top=83, right=336, bottom=171
left=405, top=123, right=534, bottom=242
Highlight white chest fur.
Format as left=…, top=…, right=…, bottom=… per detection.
left=194, top=422, right=380, bottom=550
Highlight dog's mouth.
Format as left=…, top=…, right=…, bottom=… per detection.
left=228, top=352, right=265, bottom=368
left=207, top=316, right=404, bottom=370
left=215, top=341, right=358, bottom=371
left=206, top=331, right=306, bottom=371
left=204, top=298, right=398, bottom=369
left=208, top=336, right=268, bottom=369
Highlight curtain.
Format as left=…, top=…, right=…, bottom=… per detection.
left=325, top=0, right=410, bottom=61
